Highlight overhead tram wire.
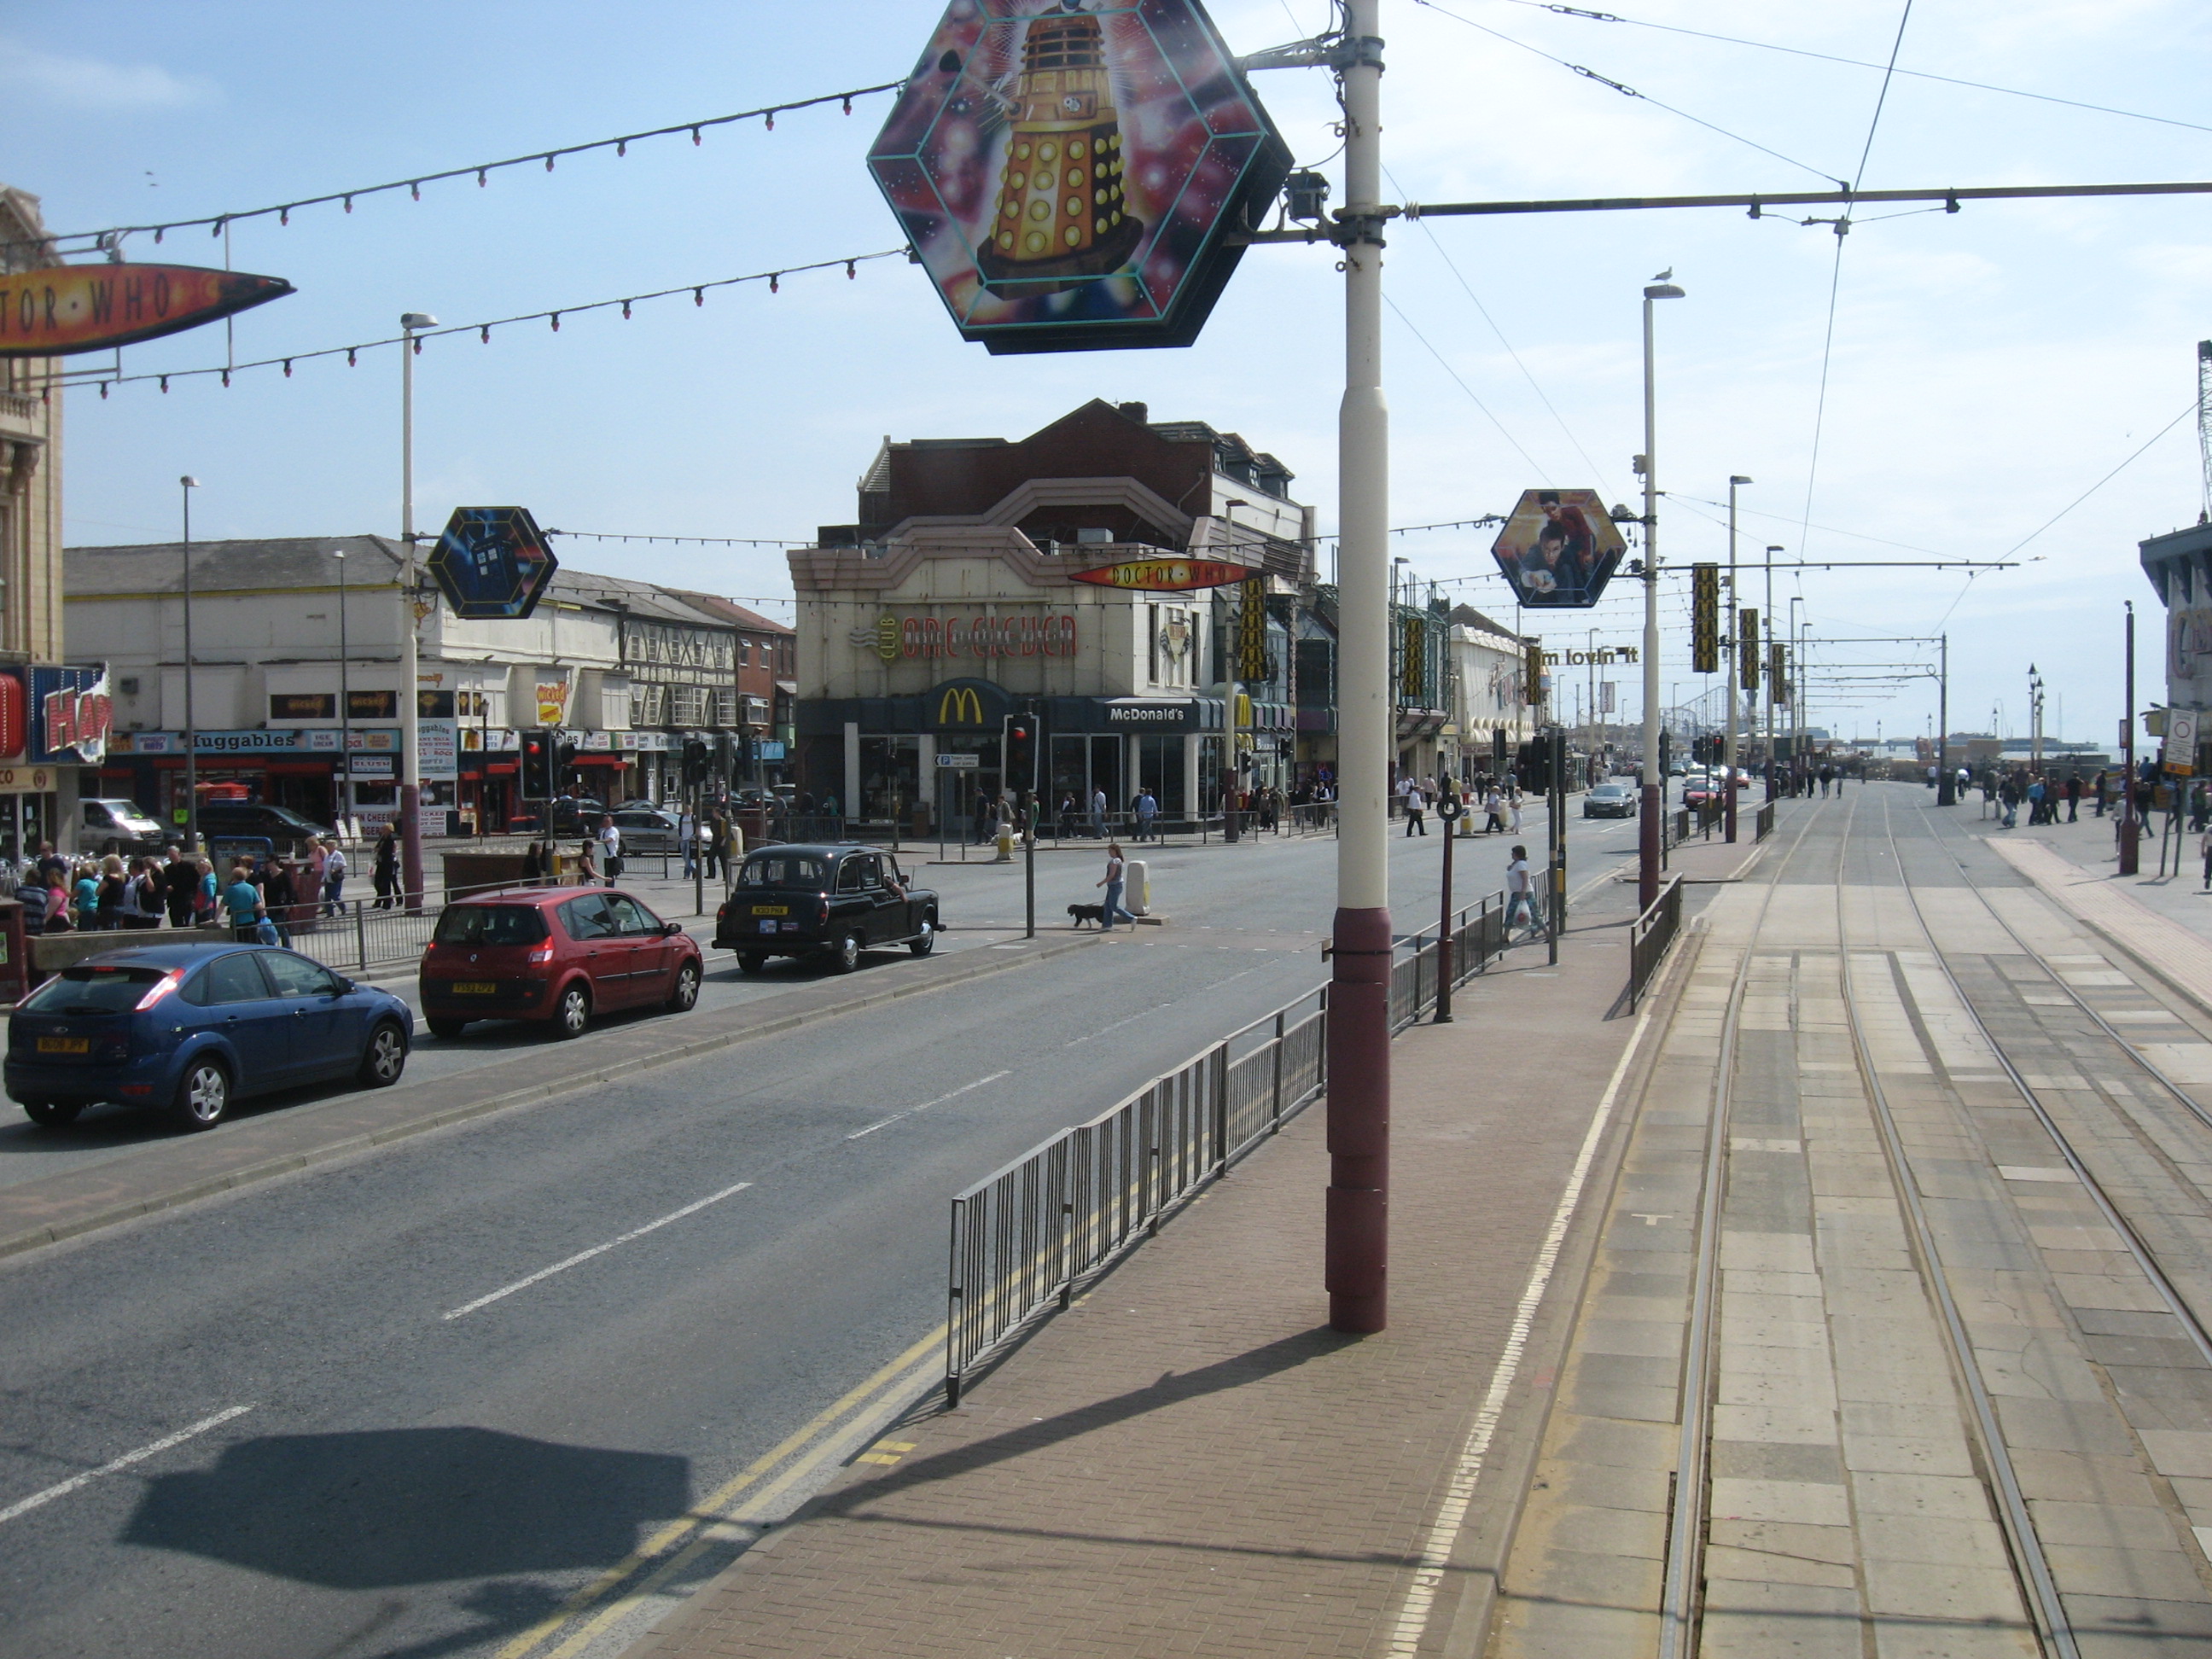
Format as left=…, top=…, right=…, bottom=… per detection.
left=1442, top=0, right=2212, bottom=141
left=44, top=248, right=909, bottom=397
left=1382, top=294, right=1556, bottom=481
left=8, top=79, right=909, bottom=259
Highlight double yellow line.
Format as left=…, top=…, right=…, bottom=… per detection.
left=497, top=1325, right=946, bottom=1659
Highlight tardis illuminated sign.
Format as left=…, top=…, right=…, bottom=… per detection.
left=426, top=507, right=557, bottom=621
left=870, top=0, right=1292, bottom=354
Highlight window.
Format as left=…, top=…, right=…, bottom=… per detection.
left=271, top=693, right=335, bottom=720
left=259, top=952, right=339, bottom=998
left=714, top=690, right=739, bottom=726
left=192, top=954, right=273, bottom=1006
left=835, top=857, right=868, bottom=894
left=738, top=638, right=752, bottom=667
left=348, top=690, right=399, bottom=719
left=560, top=894, right=617, bottom=940
left=418, top=690, right=456, bottom=719
left=21, top=965, right=166, bottom=1014
left=738, top=854, right=825, bottom=889
left=605, top=894, right=659, bottom=934
left=434, top=905, right=550, bottom=946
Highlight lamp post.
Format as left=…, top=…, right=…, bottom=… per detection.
left=333, top=549, right=352, bottom=834
left=1936, top=634, right=1951, bottom=804
left=399, top=311, right=435, bottom=913
left=1638, top=276, right=1685, bottom=912
left=2122, top=603, right=2139, bottom=876
left=1724, top=475, right=1750, bottom=841
left=1787, top=596, right=1804, bottom=794
left=179, top=475, right=200, bottom=856
left=2028, top=663, right=2046, bottom=776
left=1324, top=0, right=1390, bottom=1336
left=1763, top=545, right=1783, bottom=798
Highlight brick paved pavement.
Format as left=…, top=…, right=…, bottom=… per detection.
left=620, top=863, right=1716, bottom=1659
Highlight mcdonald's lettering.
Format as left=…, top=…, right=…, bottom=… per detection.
left=938, top=686, right=986, bottom=725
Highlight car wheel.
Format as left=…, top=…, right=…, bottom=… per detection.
left=554, top=983, right=591, bottom=1039
left=358, top=1022, right=409, bottom=1087
left=172, top=1059, right=230, bottom=1132
left=909, top=920, right=936, bottom=958
left=667, top=961, right=701, bottom=1012
left=427, top=1016, right=469, bottom=1040
left=736, top=952, right=769, bottom=975
left=21, top=1100, right=81, bottom=1128
left=830, top=933, right=861, bottom=975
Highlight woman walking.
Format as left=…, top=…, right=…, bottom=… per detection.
left=1096, top=841, right=1138, bottom=931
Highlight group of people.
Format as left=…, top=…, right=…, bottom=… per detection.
left=1396, top=773, right=1527, bottom=839
left=2, top=842, right=335, bottom=941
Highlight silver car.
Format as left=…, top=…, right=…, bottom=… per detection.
left=609, top=806, right=681, bottom=854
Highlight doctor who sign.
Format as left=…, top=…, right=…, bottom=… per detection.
left=870, top=0, right=1291, bottom=354
left=0, top=265, right=293, bottom=357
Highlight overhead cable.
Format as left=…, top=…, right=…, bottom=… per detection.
left=15, top=79, right=906, bottom=258
left=59, top=247, right=909, bottom=396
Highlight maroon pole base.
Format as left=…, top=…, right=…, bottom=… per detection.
left=400, top=781, right=426, bottom=917
left=1639, top=783, right=1662, bottom=913
left=1326, top=905, right=1391, bottom=1334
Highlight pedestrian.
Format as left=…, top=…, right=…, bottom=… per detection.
left=372, top=824, right=399, bottom=909
left=2027, top=776, right=2046, bottom=825
left=252, top=854, right=292, bottom=946
left=1505, top=843, right=1540, bottom=940
left=1998, top=774, right=2020, bottom=829
left=320, top=836, right=348, bottom=915
left=1135, top=788, right=1158, bottom=843
left=1483, top=786, right=1505, bottom=835
left=1091, top=786, right=1109, bottom=839
left=1507, top=789, right=1524, bottom=835
left=679, top=806, right=697, bottom=876
left=126, top=858, right=164, bottom=929
left=598, top=814, right=623, bottom=886
left=521, top=839, right=544, bottom=887
left=576, top=835, right=600, bottom=885
left=193, top=858, right=218, bottom=928
left=708, top=811, right=731, bottom=878
left=2202, top=822, right=2212, bottom=893
left=223, top=862, right=265, bottom=943
left=2093, top=769, right=2109, bottom=818
left=1404, top=781, right=1428, bottom=836
left=1982, top=771, right=1998, bottom=818
left=94, top=853, right=127, bottom=930
left=1096, top=841, right=1137, bottom=930
left=161, top=844, right=196, bottom=928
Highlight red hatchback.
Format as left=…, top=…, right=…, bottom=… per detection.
left=419, top=886, right=703, bottom=1040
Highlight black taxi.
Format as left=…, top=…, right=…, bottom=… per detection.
left=713, top=844, right=940, bottom=974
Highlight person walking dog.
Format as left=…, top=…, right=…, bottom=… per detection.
left=1097, top=841, right=1138, bottom=931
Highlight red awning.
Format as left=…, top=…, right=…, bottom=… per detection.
left=572, top=754, right=630, bottom=767
left=486, top=762, right=518, bottom=776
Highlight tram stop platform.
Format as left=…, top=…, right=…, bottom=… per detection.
left=619, top=831, right=1767, bottom=1659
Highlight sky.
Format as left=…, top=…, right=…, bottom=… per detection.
left=5, top=0, right=2209, bottom=750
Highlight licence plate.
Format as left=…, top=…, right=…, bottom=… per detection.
left=35, top=1037, right=89, bottom=1054
left=451, top=981, right=497, bottom=995
left=751, top=905, right=788, bottom=917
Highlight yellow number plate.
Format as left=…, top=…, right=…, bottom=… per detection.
left=36, top=1037, right=89, bottom=1054
left=451, top=981, right=497, bottom=995
left=751, top=905, right=789, bottom=917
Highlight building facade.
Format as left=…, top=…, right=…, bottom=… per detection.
left=1445, top=604, right=1534, bottom=778
left=65, top=536, right=792, bottom=832
left=792, top=400, right=1313, bottom=826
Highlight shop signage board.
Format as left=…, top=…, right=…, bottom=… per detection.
left=0, top=265, right=294, bottom=357
left=870, top=0, right=1291, bottom=354
left=426, top=506, right=558, bottom=620
left=1489, top=489, right=1628, bottom=609
left=856, top=611, right=1080, bottom=661
left=1069, top=557, right=1261, bottom=591
left=30, top=667, right=110, bottom=765
left=419, top=719, right=459, bottom=780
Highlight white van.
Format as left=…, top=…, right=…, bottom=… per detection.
left=78, top=797, right=170, bottom=855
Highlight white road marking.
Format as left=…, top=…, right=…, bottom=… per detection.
left=442, top=1181, right=753, bottom=1319
left=0, top=1406, right=253, bottom=1527
left=846, top=1071, right=1012, bottom=1141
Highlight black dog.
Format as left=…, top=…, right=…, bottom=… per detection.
left=1067, top=903, right=1105, bottom=929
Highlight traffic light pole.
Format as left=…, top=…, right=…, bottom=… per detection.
left=1325, top=0, right=1390, bottom=1337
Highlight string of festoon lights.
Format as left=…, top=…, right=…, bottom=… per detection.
left=7, top=79, right=909, bottom=259
left=67, top=247, right=910, bottom=397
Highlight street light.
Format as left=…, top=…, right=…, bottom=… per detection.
left=1724, top=474, right=1750, bottom=841
left=1638, top=276, right=1685, bottom=912
left=178, top=475, right=200, bottom=856
left=399, top=310, right=435, bottom=913
left=1763, top=546, right=1784, bottom=798
left=333, top=549, right=352, bottom=834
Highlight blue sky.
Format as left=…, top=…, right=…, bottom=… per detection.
left=5, top=0, right=2209, bottom=748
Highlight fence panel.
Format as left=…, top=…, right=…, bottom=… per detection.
left=1755, top=800, right=1776, bottom=841
left=1628, top=876, right=1684, bottom=1009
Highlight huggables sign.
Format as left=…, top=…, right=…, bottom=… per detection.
left=0, top=265, right=294, bottom=357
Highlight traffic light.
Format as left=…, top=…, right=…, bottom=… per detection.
left=1739, top=608, right=1761, bottom=694
left=1690, top=563, right=1720, bottom=674
left=1516, top=737, right=1551, bottom=794
left=1004, top=713, right=1039, bottom=795
left=680, top=738, right=708, bottom=786
left=1660, top=728, right=1674, bottom=778
left=554, top=731, right=578, bottom=790
left=520, top=730, right=554, bottom=799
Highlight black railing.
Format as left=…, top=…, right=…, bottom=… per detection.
left=1755, top=800, right=1776, bottom=841
left=1628, top=875, right=1684, bottom=1009
left=945, top=886, right=1512, bottom=1404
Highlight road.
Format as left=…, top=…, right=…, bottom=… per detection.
left=0, top=802, right=1656, bottom=1659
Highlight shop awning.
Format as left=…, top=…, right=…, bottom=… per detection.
left=572, top=754, right=630, bottom=768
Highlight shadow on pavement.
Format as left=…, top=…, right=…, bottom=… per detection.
left=121, top=1425, right=690, bottom=1588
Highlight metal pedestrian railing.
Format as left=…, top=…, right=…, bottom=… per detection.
left=1628, top=874, right=1684, bottom=1009
left=1755, top=800, right=1776, bottom=841
left=945, top=886, right=1511, bottom=1404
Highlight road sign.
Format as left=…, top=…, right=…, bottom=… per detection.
left=0, top=265, right=293, bottom=357
left=870, top=0, right=1290, bottom=354
left=2168, top=707, right=2198, bottom=775
left=1068, top=557, right=1261, bottom=591
left=935, top=753, right=981, bottom=769
left=1490, top=489, right=1628, bottom=609
left=426, top=507, right=557, bottom=620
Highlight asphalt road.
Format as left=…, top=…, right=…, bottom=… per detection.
left=0, top=803, right=1653, bottom=1659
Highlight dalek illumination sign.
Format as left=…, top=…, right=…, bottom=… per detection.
left=1770, top=642, right=1790, bottom=706
left=1690, top=563, right=1720, bottom=674
left=1237, top=579, right=1267, bottom=682
left=870, top=0, right=1291, bottom=354
left=1739, top=608, right=1761, bottom=694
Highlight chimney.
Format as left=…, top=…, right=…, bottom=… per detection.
left=1117, top=401, right=1150, bottom=425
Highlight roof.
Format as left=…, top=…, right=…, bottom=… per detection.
left=1449, top=602, right=1524, bottom=640
left=63, top=942, right=264, bottom=969
left=662, top=588, right=793, bottom=635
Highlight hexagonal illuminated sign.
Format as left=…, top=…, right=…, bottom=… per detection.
left=870, top=0, right=1292, bottom=355
left=1490, top=489, right=1629, bottom=610
left=427, top=507, right=558, bottom=621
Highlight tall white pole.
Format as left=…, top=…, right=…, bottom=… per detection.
left=1637, top=281, right=1682, bottom=911
left=1325, top=0, right=1390, bottom=1336
left=335, top=550, right=352, bottom=832
left=399, top=316, right=430, bottom=912
left=1724, top=475, right=1749, bottom=841
left=179, top=476, right=200, bottom=856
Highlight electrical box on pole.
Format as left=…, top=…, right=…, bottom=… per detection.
left=1690, top=563, right=1720, bottom=673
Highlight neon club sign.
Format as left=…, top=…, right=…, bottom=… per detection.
left=868, top=612, right=1080, bottom=661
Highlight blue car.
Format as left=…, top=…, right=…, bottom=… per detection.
left=5, top=944, right=414, bottom=1132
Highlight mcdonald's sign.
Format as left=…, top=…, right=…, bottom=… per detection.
left=928, top=678, right=1011, bottom=731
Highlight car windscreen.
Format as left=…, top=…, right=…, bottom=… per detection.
left=20, top=964, right=167, bottom=1014
left=434, top=905, right=550, bottom=947
left=738, top=855, right=826, bottom=890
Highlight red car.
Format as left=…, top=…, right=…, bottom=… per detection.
left=419, top=886, right=702, bottom=1040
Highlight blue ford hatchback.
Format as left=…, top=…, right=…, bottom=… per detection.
left=5, top=945, right=415, bottom=1132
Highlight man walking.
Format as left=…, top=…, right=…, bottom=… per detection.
left=1135, top=789, right=1158, bottom=843
left=598, top=814, right=622, bottom=887
left=162, top=844, right=197, bottom=928
left=319, top=836, right=347, bottom=917
left=1404, top=780, right=1428, bottom=836
left=1090, top=786, right=1109, bottom=840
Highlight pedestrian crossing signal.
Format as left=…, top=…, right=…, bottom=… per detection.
left=1690, top=564, right=1720, bottom=673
